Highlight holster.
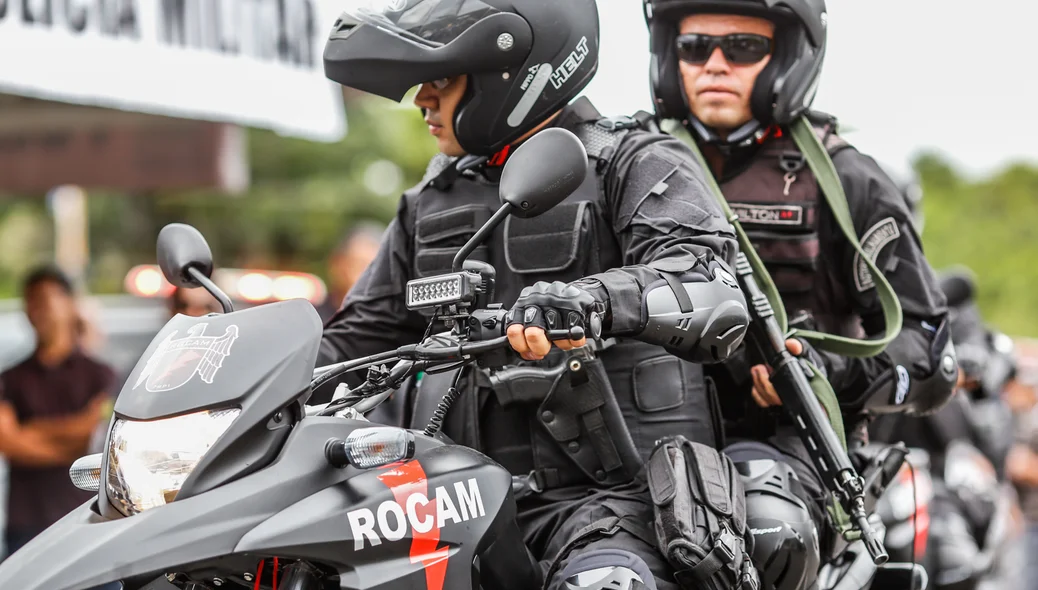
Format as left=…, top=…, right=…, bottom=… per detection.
left=647, top=436, right=760, bottom=590
left=481, top=347, right=643, bottom=489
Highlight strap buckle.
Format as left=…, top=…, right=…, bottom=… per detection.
left=740, top=559, right=761, bottom=590
left=779, top=150, right=806, bottom=173
left=527, top=470, right=545, bottom=493
left=595, top=116, right=639, bottom=132
left=511, top=472, right=544, bottom=501
left=715, top=525, right=738, bottom=564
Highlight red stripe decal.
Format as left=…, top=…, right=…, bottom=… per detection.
left=377, top=461, right=450, bottom=590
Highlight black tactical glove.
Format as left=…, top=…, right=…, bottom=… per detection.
left=792, top=336, right=829, bottom=380
left=506, top=281, right=604, bottom=339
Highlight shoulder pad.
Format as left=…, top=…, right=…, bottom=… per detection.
left=573, top=116, right=642, bottom=160
left=632, top=110, right=661, bottom=132
left=803, top=111, right=852, bottom=155
left=805, top=109, right=839, bottom=131
left=595, top=115, right=642, bottom=132
left=806, top=121, right=849, bottom=155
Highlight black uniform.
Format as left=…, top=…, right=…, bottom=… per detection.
left=871, top=278, right=1014, bottom=478
left=319, top=98, right=740, bottom=590
left=695, top=121, right=952, bottom=550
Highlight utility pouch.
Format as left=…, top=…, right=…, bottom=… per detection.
left=647, top=436, right=760, bottom=590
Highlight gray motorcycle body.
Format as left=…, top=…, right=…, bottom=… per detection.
left=0, top=300, right=520, bottom=590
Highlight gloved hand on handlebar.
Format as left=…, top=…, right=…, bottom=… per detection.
left=506, top=281, right=604, bottom=361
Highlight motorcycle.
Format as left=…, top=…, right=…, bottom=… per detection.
left=877, top=438, right=1023, bottom=590
left=0, top=127, right=592, bottom=590
left=814, top=439, right=929, bottom=590
left=875, top=449, right=936, bottom=580
left=0, top=124, right=921, bottom=590
left=928, top=440, right=1022, bottom=590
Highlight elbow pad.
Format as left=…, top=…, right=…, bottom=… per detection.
left=863, top=318, right=959, bottom=416
left=637, top=265, right=749, bottom=363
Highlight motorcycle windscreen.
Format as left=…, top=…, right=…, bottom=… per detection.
left=115, top=299, right=322, bottom=421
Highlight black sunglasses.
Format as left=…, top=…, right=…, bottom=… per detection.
left=675, top=33, right=772, bottom=65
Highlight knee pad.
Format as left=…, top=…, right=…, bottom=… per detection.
left=559, top=549, right=657, bottom=590
left=733, top=454, right=821, bottom=590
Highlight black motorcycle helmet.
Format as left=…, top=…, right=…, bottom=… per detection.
left=643, top=0, right=827, bottom=146
left=939, top=266, right=1019, bottom=398
left=738, top=459, right=821, bottom=590
left=324, top=0, right=600, bottom=156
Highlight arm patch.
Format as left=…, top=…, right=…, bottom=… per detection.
left=853, top=217, right=900, bottom=292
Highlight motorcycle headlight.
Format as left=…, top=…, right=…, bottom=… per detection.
left=106, top=408, right=240, bottom=516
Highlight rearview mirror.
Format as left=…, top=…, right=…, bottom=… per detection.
left=500, top=127, right=588, bottom=219
left=156, top=223, right=234, bottom=313
left=157, top=224, right=215, bottom=288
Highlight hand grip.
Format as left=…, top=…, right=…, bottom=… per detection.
left=546, top=326, right=585, bottom=342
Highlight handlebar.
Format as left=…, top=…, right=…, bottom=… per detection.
left=312, top=326, right=585, bottom=382
left=309, top=324, right=587, bottom=415
left=411, top=326, right=585, bottom=361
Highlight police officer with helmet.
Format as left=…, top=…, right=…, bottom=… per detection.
left=318, top=1, right=751, bottom=588
left=643, top=0, right=957, bottom=588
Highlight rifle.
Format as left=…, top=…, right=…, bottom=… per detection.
left=733, top=252, right=888, bottom=564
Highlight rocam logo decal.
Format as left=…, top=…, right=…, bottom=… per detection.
left=346, top=461, right=487, bottom=590
left=134, top=323, right=238, bottom=392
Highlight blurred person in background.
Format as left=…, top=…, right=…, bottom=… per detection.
left=1005, top=368, right=1038, bottom=590
left=315, top=223, right=408, bottom=425
left=871, top=268, right=1025, bottom=590
left=168, top=285, right=221, bottom=318
left=316, top=222, right=384, bottom=323
left=0, top=267, right=115, bottom=574
left=873, top=268, right=1018, bottom=475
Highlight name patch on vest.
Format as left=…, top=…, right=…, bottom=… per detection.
left=731, top=203, right=804, bottom=226
left=854, top=217, right=901, bottom=292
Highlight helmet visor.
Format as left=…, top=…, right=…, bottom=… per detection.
left=337, top=0, right=501, bottom=48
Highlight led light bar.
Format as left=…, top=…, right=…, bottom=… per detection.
left=405, top=272, right=476, bottom=310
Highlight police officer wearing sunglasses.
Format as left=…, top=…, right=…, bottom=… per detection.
left=319, top=0, right=753, bottom=588
left=644, top=1, right=956, bottom=589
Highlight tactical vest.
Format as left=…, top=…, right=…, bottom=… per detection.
left=407, top=100, right=723, bottom=490
left=720, top=122, right=853, bottom=334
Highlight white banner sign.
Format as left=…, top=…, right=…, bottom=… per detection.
left=0, top=0, right=346, bottom=142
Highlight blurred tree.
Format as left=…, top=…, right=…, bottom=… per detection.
left=82, top=96, right=436, bottom=294
left=0, top=200, right=53, bottom=295
left=916, top=152, right=1038, bottom=336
